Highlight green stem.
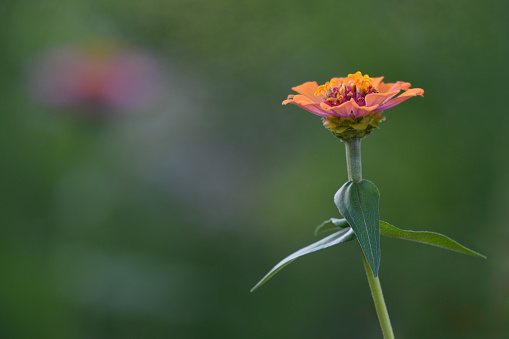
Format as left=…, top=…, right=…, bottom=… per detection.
left=345, top=138, right=394, bottom=337
left=345, top=138, right=362, bottom=182
left=361, top=250, right=395, bottom=339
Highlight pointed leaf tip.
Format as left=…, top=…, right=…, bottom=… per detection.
left=335, top=180, right=381, bottom=276
left=380, top=221, right=486, bottom=259
left=250, top=227, right=355, bottom=292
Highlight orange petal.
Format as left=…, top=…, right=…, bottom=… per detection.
left=293, top=94, right=318, bottom=104
left=371, top=76, right=384, bottom=89
left=389, top=81, right=412, bottom=92
left=365, top=90, right=399, bottom=107
left=291, top=82, right=322, bottom=102
left=378, top=88, right=424, bottom=111
left=319, top=99, right=379, bottom=118
left=374, top=82, right=391, bottom=93
left=331, top=76, right=348, bottom=83
left=284, top=96, right=328, bottom=116
left=319, top=101, right=351, bottom=117
left=284, top=94, right=324, bottom=108
left=350, top=99, right=380, bottom=117
left=377, top=81, right=411, bottom=93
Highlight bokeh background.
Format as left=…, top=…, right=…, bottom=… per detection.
left=1, top=0, right=508, bottom=338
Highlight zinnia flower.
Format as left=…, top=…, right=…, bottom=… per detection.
left=28, top=43, right=166, bottom=115
left=283, top=72, right=424, bottom=140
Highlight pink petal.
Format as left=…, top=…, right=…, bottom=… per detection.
left=350, top=99, right=380, bottom=117
left=377, top=88, right=424, bottom=111
left=389, top=81, right=412, bottom=92
left=284, top=95, right=328, bottom=117
left=294, top=103, right=329, bottom=117
left=365, top=90, right=399, bottom=107
left=319, top=99, right=379, bottom=118
left=319, top=101, right=352, bottom=117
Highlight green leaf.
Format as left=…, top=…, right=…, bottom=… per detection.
left=250, top=227, right=355, bottom=292
left=314, top=218, right=349, bottom=236
left=380, top=221, right=486, bottom=259
left=335, top=180, right=381, bottom=277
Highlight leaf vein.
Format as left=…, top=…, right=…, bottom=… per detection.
left=355, top=183, right=374, bottom=262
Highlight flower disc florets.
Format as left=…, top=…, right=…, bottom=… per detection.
left=283, top=71, right=424, bottom=140
left=316, top=72, right=379, bottom=108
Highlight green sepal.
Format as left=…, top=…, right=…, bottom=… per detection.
left=335, top=180, right=381, bottom=277
left=322, top=111, right=386, bottom=140
left=250, top=227, right=355, bottom=292
left=380, top=221, right=486, bottom=259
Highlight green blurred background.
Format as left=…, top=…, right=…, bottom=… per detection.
left=1, top=0, right=508, bottom=338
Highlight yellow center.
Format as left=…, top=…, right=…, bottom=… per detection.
left=314, top=71, right=378, bottom=107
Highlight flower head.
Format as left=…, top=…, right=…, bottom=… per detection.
left=28, top=43, right=166, bottom=115
left=283, top=72, right=424, bottom=140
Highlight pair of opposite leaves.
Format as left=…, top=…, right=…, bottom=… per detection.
left=251, top=179, right=485, bottom=292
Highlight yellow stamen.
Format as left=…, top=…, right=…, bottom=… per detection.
left=314, top=72, right=376, bottom=107
left=314, top=79, right=337, bottom=97
left=339, top=84, right=346, bottom=95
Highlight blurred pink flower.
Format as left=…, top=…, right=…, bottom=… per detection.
left=28, top=44, right=166, bottom=114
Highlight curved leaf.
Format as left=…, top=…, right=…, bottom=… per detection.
left=251, top=227, right=355, bottom=292
left=380, top=221, right=486, bottom=259
left=335, top=180, right=381, bottom=277
left=314, top=218, right=349, bottom=236
left=312, top=218, right=486, bottom=259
